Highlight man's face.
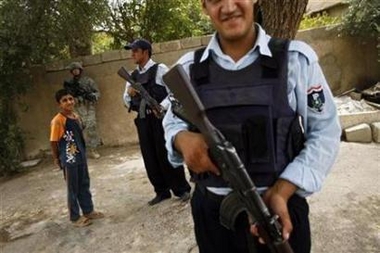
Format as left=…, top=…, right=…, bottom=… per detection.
left=71, top=68, right=81, bottom=77
left=59, top=94, right=75, bottom=112
left=131, top=48, right=148, bottom=65
left=202, top=0, right=255, bottom=42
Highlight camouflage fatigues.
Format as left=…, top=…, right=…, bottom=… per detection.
left=64, top=75, right=101, bottom=149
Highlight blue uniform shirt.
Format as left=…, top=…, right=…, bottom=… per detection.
left=163, top=24, right=341, bottom=197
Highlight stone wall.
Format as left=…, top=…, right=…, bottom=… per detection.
left=18, top=26, right=380, bottom=158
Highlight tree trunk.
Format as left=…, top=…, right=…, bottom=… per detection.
left=68, top=21, right=93, bottom=57
left=69, top=37, right=92, bottom=58
left=260, top=0, right=308, bottom=39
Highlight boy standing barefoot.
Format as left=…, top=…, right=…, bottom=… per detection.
left=50, top=89, right=104, bottom=227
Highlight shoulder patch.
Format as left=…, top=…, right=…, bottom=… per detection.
left=289, top=40, right=318, bottom=65
left=307, top=85, right=325, bottom=113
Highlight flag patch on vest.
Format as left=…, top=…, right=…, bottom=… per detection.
left=307, top=85, right=325, bottom=113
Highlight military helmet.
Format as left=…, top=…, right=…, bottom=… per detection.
left=67, top=62, right=83, bottom=71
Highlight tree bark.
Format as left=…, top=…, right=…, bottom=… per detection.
left=68, top=20, right=93, bottom=57
left=260, top=0, right=308, bottom=39
left=69, top=37, right=92, bottom=57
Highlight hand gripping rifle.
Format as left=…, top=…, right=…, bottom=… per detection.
left=117, top=67, right=165, bottom=118
left=163, top=64, right=294, bottom=253
left=63, top=80, right=97, bottom=102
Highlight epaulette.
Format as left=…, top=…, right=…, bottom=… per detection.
left=288, top=40, right=318, bottom=65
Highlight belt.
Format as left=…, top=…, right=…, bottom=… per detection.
left=196, top=183, right=226, bottom=203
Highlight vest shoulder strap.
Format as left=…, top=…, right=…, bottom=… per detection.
left=269, top=37, right=290, bottom=54
left=131, top=63, right=159, bottom=82
left=131, top=69, right=138, bottom=81
left=190, top=47, right=209, bottom=86
left=148, top=63, right=159, bottom=81
left=261, top=37, right=290, bottom=78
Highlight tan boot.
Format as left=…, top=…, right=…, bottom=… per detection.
left=84, top=211, right=105, bottom=219
left=88, top=149, right=100, bottom=159
left=72, top=216, right=92, bottom=227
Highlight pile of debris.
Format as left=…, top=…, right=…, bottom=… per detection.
left=334, top=82, right=380, bottom=143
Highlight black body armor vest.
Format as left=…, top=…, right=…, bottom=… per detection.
left=190, top=38, right=304, bottom=188
left=129, top=64, right=168, bottom=113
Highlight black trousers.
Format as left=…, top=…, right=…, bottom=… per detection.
left=134, top=114, right=191, bottom=196
left=64, top=163, right=94, bottom=221
left=191, top=185, right=311, bottom=253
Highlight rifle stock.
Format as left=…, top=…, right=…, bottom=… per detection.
left=117, top=67, right=164, bottom=118
left=163, top=64, right=294, bottom=253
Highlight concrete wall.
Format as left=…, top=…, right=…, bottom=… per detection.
left=326, top=5, right=348, bottom=17
left=296, top=26, right=379, bottom=94
left=18, top=26, right=379, bottom=159
left=308, top=4, right=348, bottom=18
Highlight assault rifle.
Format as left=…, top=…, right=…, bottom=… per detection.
left=163, top=64, right=294, bottom=253
left=117, top=67, right=165, bottom=118
left=63, top=80, right=97, bottom=102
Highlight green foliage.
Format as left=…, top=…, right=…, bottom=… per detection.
left=92, top=32, right=114, bottom=54
left=107, top=0, right=212, bottom=49
left=0, top=0, right=110, bottom=175
left=0, top=0, right=30, bottom=175
left=55, top=0, right=111, bottom=57
left=300, top=12, right=341, bottom=30
left=1, top=0, right=110, bottom=63
left=0, top=106, right=25, bottom=176
left=339, top=0, right=380, bottom=60
left=340, top=0, right=380, bottom=38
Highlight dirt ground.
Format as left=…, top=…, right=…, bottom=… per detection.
left=0, top=142, right=379, bottom=253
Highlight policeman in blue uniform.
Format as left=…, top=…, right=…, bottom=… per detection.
left=123, top=39, right=191, bottom=206
left=163, top=0, right=341, bottom=252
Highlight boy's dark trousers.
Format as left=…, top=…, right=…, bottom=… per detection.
left=191, top=185, right=311, bottom=253
left=64, top=163, right=94, bottom=221
left=134, top=113, right=191, bottom=196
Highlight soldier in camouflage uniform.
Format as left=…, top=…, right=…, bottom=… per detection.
left=64, top=62, right=101, bottom=159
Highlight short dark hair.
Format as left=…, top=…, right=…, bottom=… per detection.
left=55, top=89, right=73, bottom=103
